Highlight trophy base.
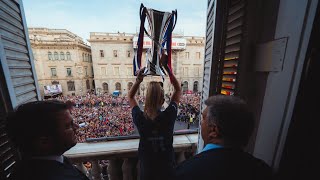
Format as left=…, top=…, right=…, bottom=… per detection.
left=143, top=70, right=162, bottom=76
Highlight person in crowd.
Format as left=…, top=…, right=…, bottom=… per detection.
left=175, top=95, right=272, bottom=180
left=128, top=54, right=181, bottom=180
left=6, top=100, right=89, bottom=180
left=43, top=88, right=201, bottom=142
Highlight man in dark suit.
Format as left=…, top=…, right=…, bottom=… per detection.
left=175, top=95, right=272, bottom=180
left=7, top=100, right=89, bottom=180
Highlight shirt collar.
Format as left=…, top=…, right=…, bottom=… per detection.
left=202, top=143, right=223, bottom=153
left=32, top=155, right=64, bottom=164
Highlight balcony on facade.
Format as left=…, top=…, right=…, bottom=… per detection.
left=64, top=132, right=198, bottom=180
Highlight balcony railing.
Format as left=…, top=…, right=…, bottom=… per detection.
left=64, top=133, right=198, bottom=180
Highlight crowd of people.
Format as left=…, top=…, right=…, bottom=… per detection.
left=177, top=93, right=201, bottom=125
left=48, top=92, right=201, bottom=142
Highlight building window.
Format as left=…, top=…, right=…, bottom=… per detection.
left=91, top=66, right=94, bottom=75
left=101, top=67, right=106, bottom=75
left=54, top=52, right=59, bottom=60
left=52, top=81, right=59, bottom=85
left=51, top=68, right=57, bottom=77
left=86, top=80, right=90, bottom=90
left=115, top=82, right=121, bottom=91
left=128, top=82, right=133, bottom=90
left=67, top=81, right=75, bottom=91
left=103, top=83, right=108, bottom=92
left=185, top=52, right=189, bottom=59
left=196, top=52, right=201, bottom=59
left=89, top=55, right=92, bottom=62
left=77, top=67, right=82, bottom=74
left=60, top=52, right=65, bottom=60
left=127, top=67, right=132, bottom=75
left=100, top=50, right=104, bottom=57
left=183, top=67, right=188, bottom=76
left=82, top=53, right=85, bottom=61
left=114, top=67, right=120, bottom=75
left=66, top=68, right=72, bottom=77
left=127, top=51, right=131, bottom=57
left=51, top=81, right=59, bottom=85
left=66, top=52, right=71, bottom=60
left=84, top=67, right=88, bottom=76
left=113, top=50, right=118, bottom=57
left=194, top=67, right=199, bottom=76
left=193, top=81, right=199, bottom=92
left=183, top=81, right=188, bottom=92
left=48, top=52, right=52, bottom=60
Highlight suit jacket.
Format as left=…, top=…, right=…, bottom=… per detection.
left=175, top=148, right=272, bottom=180
left=10, top=158, right=89, bottom=180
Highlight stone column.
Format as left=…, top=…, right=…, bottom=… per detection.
left=176, top=151, right=186, bottom=164
left=122, top=158, right=135, bottom=180
left=107, top=159, right=122, bottom=180
left=91, top=160, right=102, bottom=180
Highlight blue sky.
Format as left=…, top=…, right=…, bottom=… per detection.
left=23, top=0, right=207, bottom=41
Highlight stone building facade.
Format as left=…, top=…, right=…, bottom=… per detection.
left=89, top=32, right=204, bottom=96
left=28, top=28, right=93, bottom=97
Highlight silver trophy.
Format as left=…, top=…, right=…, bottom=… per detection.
left=134, top=4, right=177, bottom=77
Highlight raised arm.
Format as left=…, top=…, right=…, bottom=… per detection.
left=128, top=67, right=145, bottom=109
left=161, top=54, right=181, bottom=105
left=169, top=71, right=181, bottom=105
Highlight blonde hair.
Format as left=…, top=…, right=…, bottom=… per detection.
left=144, top=81, right=164, bottom=120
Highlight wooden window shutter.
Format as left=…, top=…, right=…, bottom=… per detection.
left=217, top=0, right=246, bottom=96
left=0, top=0, right=41, bottom=179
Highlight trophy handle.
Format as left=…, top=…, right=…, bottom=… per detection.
left=139, top=3, right=146, bottom=21
left=160, top=11, right=178, bottom=46
left=140, top=3, right=155, bottom=41
left=172, top=10, right=178, bottom=32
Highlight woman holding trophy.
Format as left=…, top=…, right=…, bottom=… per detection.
left=128, top=53, right=181, bottom=180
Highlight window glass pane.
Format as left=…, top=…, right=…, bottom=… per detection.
left=66, top=52, right=71, bottom=60
left=193, top=81, right=199, bottom=92
left=48, top=52, right=52, bottom=60
left=183, top=81, right=188, bottom=92
left=67, top=81, right=75, bottom=91
left=54, top=52, right=59, bottom=60
left=51, top=68, right=57, bottom=76
left=185, top=52, right=189, bottom=59
left=67, top=68, right=72, bottom=76
left=86, top=80, right=90, bottom=90
left=60, top=52, right=65, bottom=60
left=103, top=83, right=108, bottom=91
left=128, top=82, right=133, bottom=90
left=115, top=82, right=121, bottom=90
left=85, top=67, right=88, bottom=76
left=100, top=50, right=104, bottom=57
